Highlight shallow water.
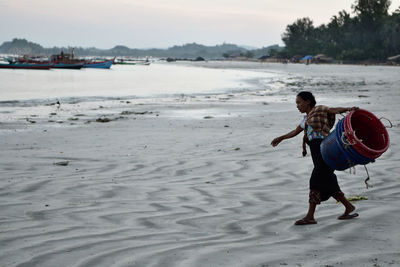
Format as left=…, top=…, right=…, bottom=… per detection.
left=3, top=61, right=396, bottom=105
left=0, top=63, right=272, bottom=103
left=0, top=61, right=399, bottom=124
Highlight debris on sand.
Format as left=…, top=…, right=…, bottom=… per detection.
left=54, top=161, right=69, bottom=166
left=120, top=111, right=153, bottom=115
left=96, top=117, right=111, bottom=123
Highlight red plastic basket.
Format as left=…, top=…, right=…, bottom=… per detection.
left=343, top=109, right=389, bottom=159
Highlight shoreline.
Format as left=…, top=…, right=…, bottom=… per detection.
left=189, top=58, right=400, bottom=67
left=1, top=61, right=397, bottom=134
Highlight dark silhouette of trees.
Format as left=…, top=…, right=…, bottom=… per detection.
left=281, top=0, right=399, bottom=61
left=282, top=18, right=317, bottom=55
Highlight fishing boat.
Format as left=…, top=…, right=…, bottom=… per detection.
left=136, top=61, right=151, bottom=66
left=83, top=57, right=115, bottom=69
left=0, top=62, right=54, bottom=70
left=17, top=55, right=51, bottom=64
left=114, top=59, right=136, bottom=65
left=52, top=62, right=85, bottom=69
left=50, top=51, right=86, bottom=69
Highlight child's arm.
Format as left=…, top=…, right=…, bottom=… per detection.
left=271, top=125, right=303, bottom=147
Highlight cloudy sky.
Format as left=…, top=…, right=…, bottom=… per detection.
left=1, top=0, right=399, bottom=49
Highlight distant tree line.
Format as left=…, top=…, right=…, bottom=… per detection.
left=0, top=39, right=249, bottom=59
left=280, top=0, right=400, bottom=61
left=221, top=45, right=283, bottom=59
left=0, top=38, right=282, bottom=60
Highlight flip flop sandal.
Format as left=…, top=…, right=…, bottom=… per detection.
left=338, top=213, right=359, bottom=220
left=295, top=218, right=317, bottom=225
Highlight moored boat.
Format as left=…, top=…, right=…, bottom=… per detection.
left=50, top=50, right=86, bottom=69
left=52, top=62, right=85, bottom=69
left=114, top=59, right=136, bottom=65
left=83, top=57, right=115, bottom=69
left=136, top=61, right=151, bottom=66
left=0, top=62, right=54, bottom=70
left=17, top=55, right=51, bottom=64
left=114, top=57, right=151, bottom=65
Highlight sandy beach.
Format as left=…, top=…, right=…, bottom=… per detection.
left=1, top=62, right=399, bottom=267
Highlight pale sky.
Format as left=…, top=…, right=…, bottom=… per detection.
left=1, top=0, right=399, bottom=49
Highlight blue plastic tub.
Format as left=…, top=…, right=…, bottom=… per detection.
left=321, top=119, right=373, bottom=170
left=335, top=119, right=372, bottom=165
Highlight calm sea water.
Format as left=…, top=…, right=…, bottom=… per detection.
left=0, top=61, right=399, bottom=124
left=0, top=62, right=274, bottom=104
left=2, top=61, right=397, bottom=104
